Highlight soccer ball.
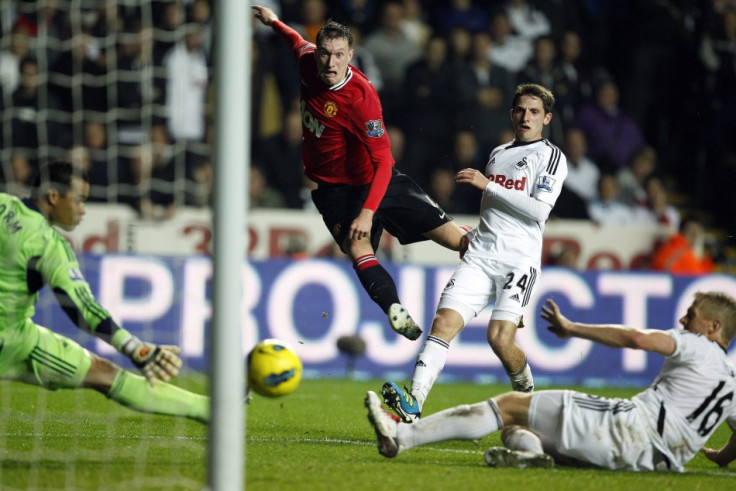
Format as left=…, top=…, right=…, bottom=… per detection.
left=247, top=339, right=302, bottom=398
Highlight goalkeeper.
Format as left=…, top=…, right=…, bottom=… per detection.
left=0, top=160, right=208, bottom=423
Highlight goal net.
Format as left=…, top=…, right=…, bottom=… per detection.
left=0, top=1, right=213, bottom=488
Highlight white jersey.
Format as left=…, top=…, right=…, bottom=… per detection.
left=466, top=139, right=567, bottom=266
left=528, top=329, right=736, bottom=471
left=633, top=329, right=736, bottom=470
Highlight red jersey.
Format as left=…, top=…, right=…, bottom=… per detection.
left=273, top=21, right=393, bottom=211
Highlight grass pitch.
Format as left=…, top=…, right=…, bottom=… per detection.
left=1, top=376, right=734, bottom=490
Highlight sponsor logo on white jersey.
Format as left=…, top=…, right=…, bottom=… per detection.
left=488, top=174, right=527, bottom=190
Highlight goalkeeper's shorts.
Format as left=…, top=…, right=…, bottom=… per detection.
left=0, top=319, right=91, bottom=390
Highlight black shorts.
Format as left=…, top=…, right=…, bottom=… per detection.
left=311, top=168, right=453, bottom=252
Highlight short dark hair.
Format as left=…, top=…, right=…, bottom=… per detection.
left=31, top=160, right=88, bottom=198
left=512, top=83, right=556, bottom=114
left=316, top=20, right=353, bottom=49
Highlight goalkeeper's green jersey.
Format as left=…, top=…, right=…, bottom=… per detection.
left=0, top=192, right=114, bottom=339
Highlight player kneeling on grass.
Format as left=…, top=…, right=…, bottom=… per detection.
left=366, top=293, right=736, bottom=471
left=0, top=161, right=208, bottom=423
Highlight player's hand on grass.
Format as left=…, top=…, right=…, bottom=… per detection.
left=122, top=337, right=183, bottom=385
left=455, top=168, right=490, bottom=191
left=541, top=299, right=573, bottom=339
left=253, top=5, right=278, bottom=25
left=701, top=446, right=734, bottom=467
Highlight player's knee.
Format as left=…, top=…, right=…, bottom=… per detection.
left=486, top=322, right=515, bottom=351
left=494, top=392, right=532, bottom=426
left=429, top=309, right=464, bottom=340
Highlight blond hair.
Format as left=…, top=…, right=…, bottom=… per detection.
left=695, top=292, right=736, bottom=344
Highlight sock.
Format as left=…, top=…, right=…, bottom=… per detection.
left=353, top=254, right=400, bottom=313
left=411, top=335, right=450, bottom=408
left=398, top=399, right=503, bottom=450
left=107, top=370, right=210, bottom=423
left=502, top=427, right=544, bottom=454
left=508, top=361, right=534, bottom=392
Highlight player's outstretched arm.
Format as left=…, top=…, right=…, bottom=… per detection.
left=702, top=431, right=736, bottom=467
left=541, top=299, right=676, bottom=355
left=253, top=5, right=278, bottom=26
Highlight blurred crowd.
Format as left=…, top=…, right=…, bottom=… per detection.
left=0, top=0, right=735, bottom=271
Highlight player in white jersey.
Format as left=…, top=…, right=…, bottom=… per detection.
left=366, top=292, right=736, bottom=471
left=382, top=83, right=568, bottom=423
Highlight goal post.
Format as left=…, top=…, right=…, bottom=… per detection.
left=208, top=0, right=249, bottom=489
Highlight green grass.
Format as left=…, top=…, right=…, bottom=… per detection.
left=1, top=376, right=735, bottom=490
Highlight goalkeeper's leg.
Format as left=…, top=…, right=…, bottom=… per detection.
left=84, top=356, right=209, bottom=423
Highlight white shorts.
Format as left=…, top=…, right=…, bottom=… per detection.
left=527, top=390, right=664, bottom=471
left=437, top=256, right=539, bottom=326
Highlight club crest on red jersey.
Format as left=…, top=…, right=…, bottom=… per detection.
left=324, top=101, right=338, bottom=118
left=364, top=120, right=385, bottom=138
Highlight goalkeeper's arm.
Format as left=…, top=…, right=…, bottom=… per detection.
left=52, top=285, right=182, bottom=385
left=40, top=232, right=183, bottom=385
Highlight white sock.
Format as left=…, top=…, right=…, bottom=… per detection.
left=502, top=427, right=544, bottom=454
left=411, top=335, right=449, bottom=408
left=398, top=399, right=503, bottom=450
left=509, top=361, right=534, bottom=392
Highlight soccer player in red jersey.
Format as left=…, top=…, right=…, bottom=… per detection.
left=253, top=6, right=469, bottom=341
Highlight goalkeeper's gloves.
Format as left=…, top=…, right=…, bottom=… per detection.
left=120, top=335, right=183, bottom=385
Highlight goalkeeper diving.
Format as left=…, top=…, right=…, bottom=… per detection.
left=0, top=160, right=208, bottom=423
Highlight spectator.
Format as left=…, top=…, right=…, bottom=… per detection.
left=119, top=143, right=176, bottom=219
left=574, top=79, right=646, bottom=171
left=503, top=0, right=551, bottom=42
left=547, top=242, right=581, bottom=269
left=162, top=20, right=209, bottom=143
left=557, top=30, right=593, bottom=125
left=699, top=8, right=736, bottom=234
left=363, top=1, right=422, bottom=115
left=0, top=24, right=30, bottom=96
left=188, top=0, right=213, bottom=58
left=5, top=153, right=35, bottom=196
left=447, top=130, right=484, bottom=208
left=11, top=57, right=69, bottom=151
left=249, top=163, right=287, bottom=209
left=467, top=31, right=515, bottom=151
left=651, top=218, right=715, bottom=275
left=487, top=10, right=532, bottom=74
left=400, top=0, right=431, bottom=48
left=152, top=0, right=185, bottom=66
left=617, top=145, right=657, bottom=207
left=561, top=127, right=599, bottom=203
left=434, top=0, right=488, bottom=35
left=333, top=0, right=380, bottom=33
left=400, top=35, right=454, bottom=179
left=115, top=22, right=161, bottom=145
left=349, top=24, right=383, bottom=93
left=587, top=173, right=636, bottom=225
left=516, top=35, right=568, bottom=143
left=427, top=166, right=478, bottom=216
left=49, top=31, right=109, bottom=114
left=254, top=105, right=305, bottom=209
left=68, top=145, right=112, bottom=204
left=184, top=157, right=213, bottom=208
left=635, top=174, right=680, bottom=231
left=293, top=0, right=328, bottom=43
